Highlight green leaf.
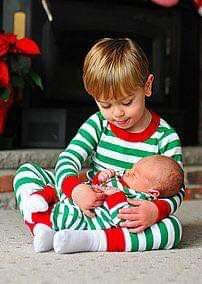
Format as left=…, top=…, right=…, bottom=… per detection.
left=10, top=55, right=31, bottom=75
left=18, top=56, right=31, bottom=74
left=11, top=75, right=25, bottom=89
left=29, top=70, right=43, bottom=90
left=0, top=88, right=9, bottom=101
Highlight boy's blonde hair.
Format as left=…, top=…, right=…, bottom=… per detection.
left=83, top=38, right=149, bottom=101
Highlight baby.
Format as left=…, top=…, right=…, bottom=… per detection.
left=96, top=154, right=184, bottom=199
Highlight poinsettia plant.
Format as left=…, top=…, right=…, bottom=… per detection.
left=0, top=32, right=43, bottom=101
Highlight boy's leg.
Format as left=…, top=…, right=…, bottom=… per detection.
left=51, top=199, right=89, bottom=231
left=13, top=162, right=55, bottom=223
left=106, top=215, right=182, bottom=251
left=53, top=215, right=182, bottom=253
left=54, top=229, right=107, bottom=253
left=52, top=199, right=120, bottom=233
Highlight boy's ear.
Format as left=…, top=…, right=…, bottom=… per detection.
left=148, top=188, right=160, bottom=198
left=144, top=74, right=154, bottom=97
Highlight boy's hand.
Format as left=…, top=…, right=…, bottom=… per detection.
left=98, top=169, right=115, bottom=183
left=118, top=200, right=158, bottom=233
left=72, top=184, right=105, bottom=217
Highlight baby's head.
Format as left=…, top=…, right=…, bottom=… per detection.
left=123, top=155, right=184, bottom=198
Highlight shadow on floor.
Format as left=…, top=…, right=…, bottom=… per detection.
left=179, top=223, right=202, bottom=249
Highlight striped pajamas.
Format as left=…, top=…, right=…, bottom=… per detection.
left=13, top=111, right=184, bottom=251
left=50, top=198, right=182, bottom=251
left=54, top=112, right=184, bottom=212
left=50, top=177, right=182, bottom=251
left=51, top=182, right=154, bottom=231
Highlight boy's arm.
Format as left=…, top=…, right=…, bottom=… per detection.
left=154, top=127, right=185, bottom=220
left=55, top=112, right=103, bottom=199
left=152, top=186, right=185, bottom=221
left=103, top=188, right=152, bottom=226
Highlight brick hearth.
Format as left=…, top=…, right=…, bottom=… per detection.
left=1, top=147, right=202, bottom=209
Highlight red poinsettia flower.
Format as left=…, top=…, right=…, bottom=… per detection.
left=14, top=38, right=40, bottom=55
left=0, top=61, right=9, bottom=87
left=0, top=36, right=10, bottom=57
left=0, top=31, right=42, bottom=90
left=0, top=32, right=42, bottom=135
left=0, top=33, right=17, bottom=57
left=0, top=32, right=40, bottom=56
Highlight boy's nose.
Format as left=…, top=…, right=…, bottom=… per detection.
left=113, top=106, right=125, bottom=118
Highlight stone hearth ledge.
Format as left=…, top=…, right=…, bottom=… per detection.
left=0, top=147, right=202, bottom=208
left=0, top=147, right=202, bottom=169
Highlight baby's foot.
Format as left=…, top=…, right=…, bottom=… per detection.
left=28, top=194, right=49, bottom=212
left=33, top=224, right=55, bottom=253
left=53, top=229, right=106, bottom=254
left=22, top=194, right=48, bottom=223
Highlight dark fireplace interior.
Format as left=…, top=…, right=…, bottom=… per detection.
left=1, top=0, right=201, bottom=148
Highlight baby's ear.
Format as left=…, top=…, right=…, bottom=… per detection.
left=148, top=189, right=160, bottom=198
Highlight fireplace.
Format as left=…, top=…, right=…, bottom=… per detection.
left=1, top=0, right=200, bottom=148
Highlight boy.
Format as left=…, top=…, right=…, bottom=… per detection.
left=13, top=38, right=184, bottom=253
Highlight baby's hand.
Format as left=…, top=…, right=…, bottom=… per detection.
left=102, top=186, right=120, bottom=196
left=98, top=169, right=116, bottom=183
left=72, top=183, right=105, bottom=217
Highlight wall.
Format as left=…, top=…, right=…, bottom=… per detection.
left=199, top=20, right=202, bottom=144
left=1, top=148, right=202, bottom=209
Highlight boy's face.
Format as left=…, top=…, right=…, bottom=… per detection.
left=96, top=75, right=154, bottom=132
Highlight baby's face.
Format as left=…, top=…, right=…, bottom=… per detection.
left=123, top=159, right=160, bottom=192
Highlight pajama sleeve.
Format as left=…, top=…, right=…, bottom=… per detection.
left=104, top=192, right=129, bottom=226
left=154, top=126, right=185, bottom=221
left=55, top=112, right=104, bottom=198
left=104, top=189, right=153, bottom=225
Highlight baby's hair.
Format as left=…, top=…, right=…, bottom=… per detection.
left=144, top=155, right=184, bottom=197
left=83, top=38, right=150, bottom=101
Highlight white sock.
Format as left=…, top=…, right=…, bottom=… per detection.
left=29, top=194, right=49, bottom=212
left=53, top=230, right=107, bottom=254
left=22, top=194, right=48, bottom=223
left=33, top=224, right=55, bottom=253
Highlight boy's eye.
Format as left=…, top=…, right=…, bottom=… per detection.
left=121, top=99, right=133, bottom=106
left=100, top=104, right=111, bottom=109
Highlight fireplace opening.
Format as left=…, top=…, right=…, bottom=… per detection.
left=1, top=0, right=200, bottom=148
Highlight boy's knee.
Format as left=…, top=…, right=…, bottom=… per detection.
left=13, top=162, right=35, bottom=189
left=172, top=216, right=182, bottom=249
left=16, top=162, right=37, bottom=173
left=164, top=215, right=182, bottom=249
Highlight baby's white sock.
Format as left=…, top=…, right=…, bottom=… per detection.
left=33, top=224, right=55, bottom=253
left=53, top=230, right=107, bottom=254
left=22, top=194, right=48, bottom=223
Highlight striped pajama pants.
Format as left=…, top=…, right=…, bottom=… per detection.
left=13, top=162, right=182, bottom=252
